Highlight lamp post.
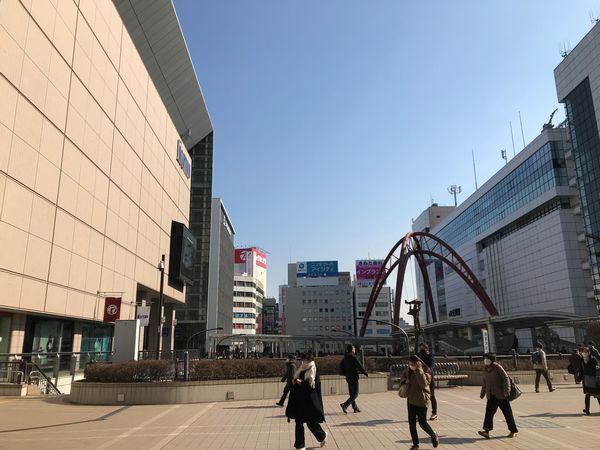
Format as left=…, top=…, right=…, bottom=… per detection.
left=155, top=254, right=165, bottom=360
left=362, top=319, right=411, bottom=356
left=186, top=327, right=224, bottom=351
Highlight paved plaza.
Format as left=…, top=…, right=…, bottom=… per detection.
left=0, top=384, right=599, bottom=449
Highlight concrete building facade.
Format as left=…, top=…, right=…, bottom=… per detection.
left=413, top=127, right=596, bottom=352
left=0, top=0, right=211, bottom=356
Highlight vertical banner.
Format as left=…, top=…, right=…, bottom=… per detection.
left=482, top=328, right=490, bottom=354
left=136, top=306, right=150, bottom=327
left=103, top=297, right=122, bottom=323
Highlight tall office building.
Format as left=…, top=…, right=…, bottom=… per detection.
left=282, top=261, right=353, bottom=353
left=413, top=126, right=595, bottom=351
left=354, top=259, right=393, bottom=353
left=232, top=247, right=267, bottom=336
left=201, top=198, right=235, bottom=351
left=0, top=0, right=212, bottom=355
left=261, top=297, right=279, bottom=335
left=555, top=21, right=600, bottom=312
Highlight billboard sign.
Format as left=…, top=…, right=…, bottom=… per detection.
left=235, top=247, right=267, bottom=275
left=136, top=306, right=150, bottom=327
left=356, top=259, right=384, bottom=286
left=297, top=261, right=338, bottom=278
left=176, top=140, right=191, bottom=179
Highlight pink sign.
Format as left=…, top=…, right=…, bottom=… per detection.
left=356, top=259, right=384, bottom=284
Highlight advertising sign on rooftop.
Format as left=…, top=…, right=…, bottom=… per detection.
left=356, top=259, right=384, bottom=286
left=297, top=261, right=338, bottom=278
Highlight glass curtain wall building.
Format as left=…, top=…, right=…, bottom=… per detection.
left=413, top=127, right=595, bottom=351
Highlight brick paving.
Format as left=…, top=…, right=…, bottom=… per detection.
left=0, top=384, right=599, bottom=449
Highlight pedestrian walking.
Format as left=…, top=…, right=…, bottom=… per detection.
left=588, top=341, right=600, bottom=360
left=277, top=355, right=297, bottom=407
left=478, top=353, right=518, bottom=439
left=417, top=342, right=438, bottom=420
left=568, top=348, right=583, bottom=385
left=579, top=346, right=600, bottom=415
left=339, top=344, right=368, bottom=414
left=285, top=352, right=327, bottom=449
left=399, top=355, right=439, bottom=450
left=532, top=344, right=555, bottom=393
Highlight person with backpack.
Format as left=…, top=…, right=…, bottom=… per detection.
left=478, top=353, right=518, bottom=440
left=276, top=355, right=297, bottom=407
left=398, top=355, right=439, bottom=450
left=532, top=343, right=555, bottom=393
left=568, top=348, right=584, bottom=384
left=285, top=352, right=327, bottom=449
left=579, top=346, right=600, bottom=415
left=339, top=344, right=368, bottom=414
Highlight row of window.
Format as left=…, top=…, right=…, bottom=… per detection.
left=301, top=290, right=351, bottom=296
left=435, top=140, right=568, bottom=249
left=357, top=311, right=389, bottom=317
left=233, top=324, right=255, bottom=329
left=302, top=325, right=351, bottom=332
left=357, top=302, right=390, bottom=308
left=233, top=313, right=256, bottom=319
left=233, top=302, right=255, bottom=308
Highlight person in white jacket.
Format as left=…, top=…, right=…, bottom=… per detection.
left=532, top=344, right=555, bottom=393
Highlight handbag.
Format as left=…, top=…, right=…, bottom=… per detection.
left=398, top=380, right=409, bottom=398
left=507, top=377, right=521, bottom=402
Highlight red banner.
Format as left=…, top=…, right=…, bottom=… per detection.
left=103, top=297, right=122, bottom=322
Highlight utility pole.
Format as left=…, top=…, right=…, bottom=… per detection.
left=156, top=254, right=165, bottom=360
left=447, top=185, right=462, bottom=207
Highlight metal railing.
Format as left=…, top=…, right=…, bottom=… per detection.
left=390, top=362, right=461, bottom=377
left=0, top=352, right=113, bottom=395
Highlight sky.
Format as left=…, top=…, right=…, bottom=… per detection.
left=174, top=0, right=600, bottom=316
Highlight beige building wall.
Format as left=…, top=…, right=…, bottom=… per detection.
left=0, top=0, right=191, bottom=325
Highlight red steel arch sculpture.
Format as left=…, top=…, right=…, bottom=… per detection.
left=358, top=231, right=499, bottom=337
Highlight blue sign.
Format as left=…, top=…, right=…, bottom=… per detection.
left=176, top=140, right=191, bottom=179
left=297, top=261, right=338, bottom=278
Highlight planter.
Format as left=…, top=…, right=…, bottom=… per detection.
left=69, top=373, right=388, bottom=405
left=0, top=383, right=27, bottom=396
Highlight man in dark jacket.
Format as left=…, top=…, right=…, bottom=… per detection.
left=276, top=355, right=297, bottom=406
left=418, top=342, right=438, bottom=420
left=340, top=344, right=368, bottom=413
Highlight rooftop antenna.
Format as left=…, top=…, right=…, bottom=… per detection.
left=430, top=193, right=435, bottom=206
left=447, top=185, right=461, bottom=207
left=559, top=41, right=571, bottom=58
left=501, top=149, right=508, bottom=165
left=509, top=121, right=516, bottom=157
left=590, top=10, right=600, bottom=25
left=472, top=149, right=479, bottom=190
left=518, top=111, right=526, bottom=147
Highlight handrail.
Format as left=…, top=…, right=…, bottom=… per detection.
left=0, top=351, right=113, bottom=358
left=29, top=361, right=61, bottom=395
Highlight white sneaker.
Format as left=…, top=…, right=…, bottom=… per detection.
left=320, top=431, right=327, bottom=447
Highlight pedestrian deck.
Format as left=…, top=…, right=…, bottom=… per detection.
left=0, top=384, right=598, bottom=449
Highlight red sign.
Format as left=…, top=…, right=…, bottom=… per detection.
left=103, top=297, right=122, bottom=322
left=235, top=248, right=267, bottom=272
left=356, top=259, right=384, bottom=285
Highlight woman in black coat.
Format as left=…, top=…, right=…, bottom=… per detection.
left=285, top=352, right=327, bottom=449
left=579, top=347, right=600, bottom=415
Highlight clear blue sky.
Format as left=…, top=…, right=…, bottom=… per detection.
left=174, top=1, right=599, bottom=314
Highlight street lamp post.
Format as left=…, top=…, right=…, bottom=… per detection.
left=155, top=254, right=165, bottom=360
left=363, top=319, right=411, bottom=356
left=186, top=327, right=224, bottom=352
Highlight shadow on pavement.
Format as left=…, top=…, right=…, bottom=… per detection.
left=520, top=412, right=591, bottom=418
left=335, top=419, right=401, bottom=427
left=224, top=405, right=280, bottom=410
left=0, top=405, right=131, bottom=434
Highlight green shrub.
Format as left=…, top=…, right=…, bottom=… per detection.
left=84, top=360, right=176, bottom=382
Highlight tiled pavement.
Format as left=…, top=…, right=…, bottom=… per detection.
left=0, top=384, right=599, bottom=449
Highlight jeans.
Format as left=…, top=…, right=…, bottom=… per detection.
left=584, top=394, right=600, bottom=411
left=535, top=369, right=553, bottom=391
left=343, top=378, right=359, bottom=410
left=294, top=419, right=326, bottom=449
left=483, top=395, right=518, bottom=433
left=430, top=378, right=437, bottom=414
left=279, top=383, right=291, bottom=404
left=407, top=403, right=435, bottom=446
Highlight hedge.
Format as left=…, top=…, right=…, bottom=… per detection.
left=84, top=360, right=175, bottom=383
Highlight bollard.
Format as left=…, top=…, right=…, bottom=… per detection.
left=184, top=351, right=189, bottom=382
